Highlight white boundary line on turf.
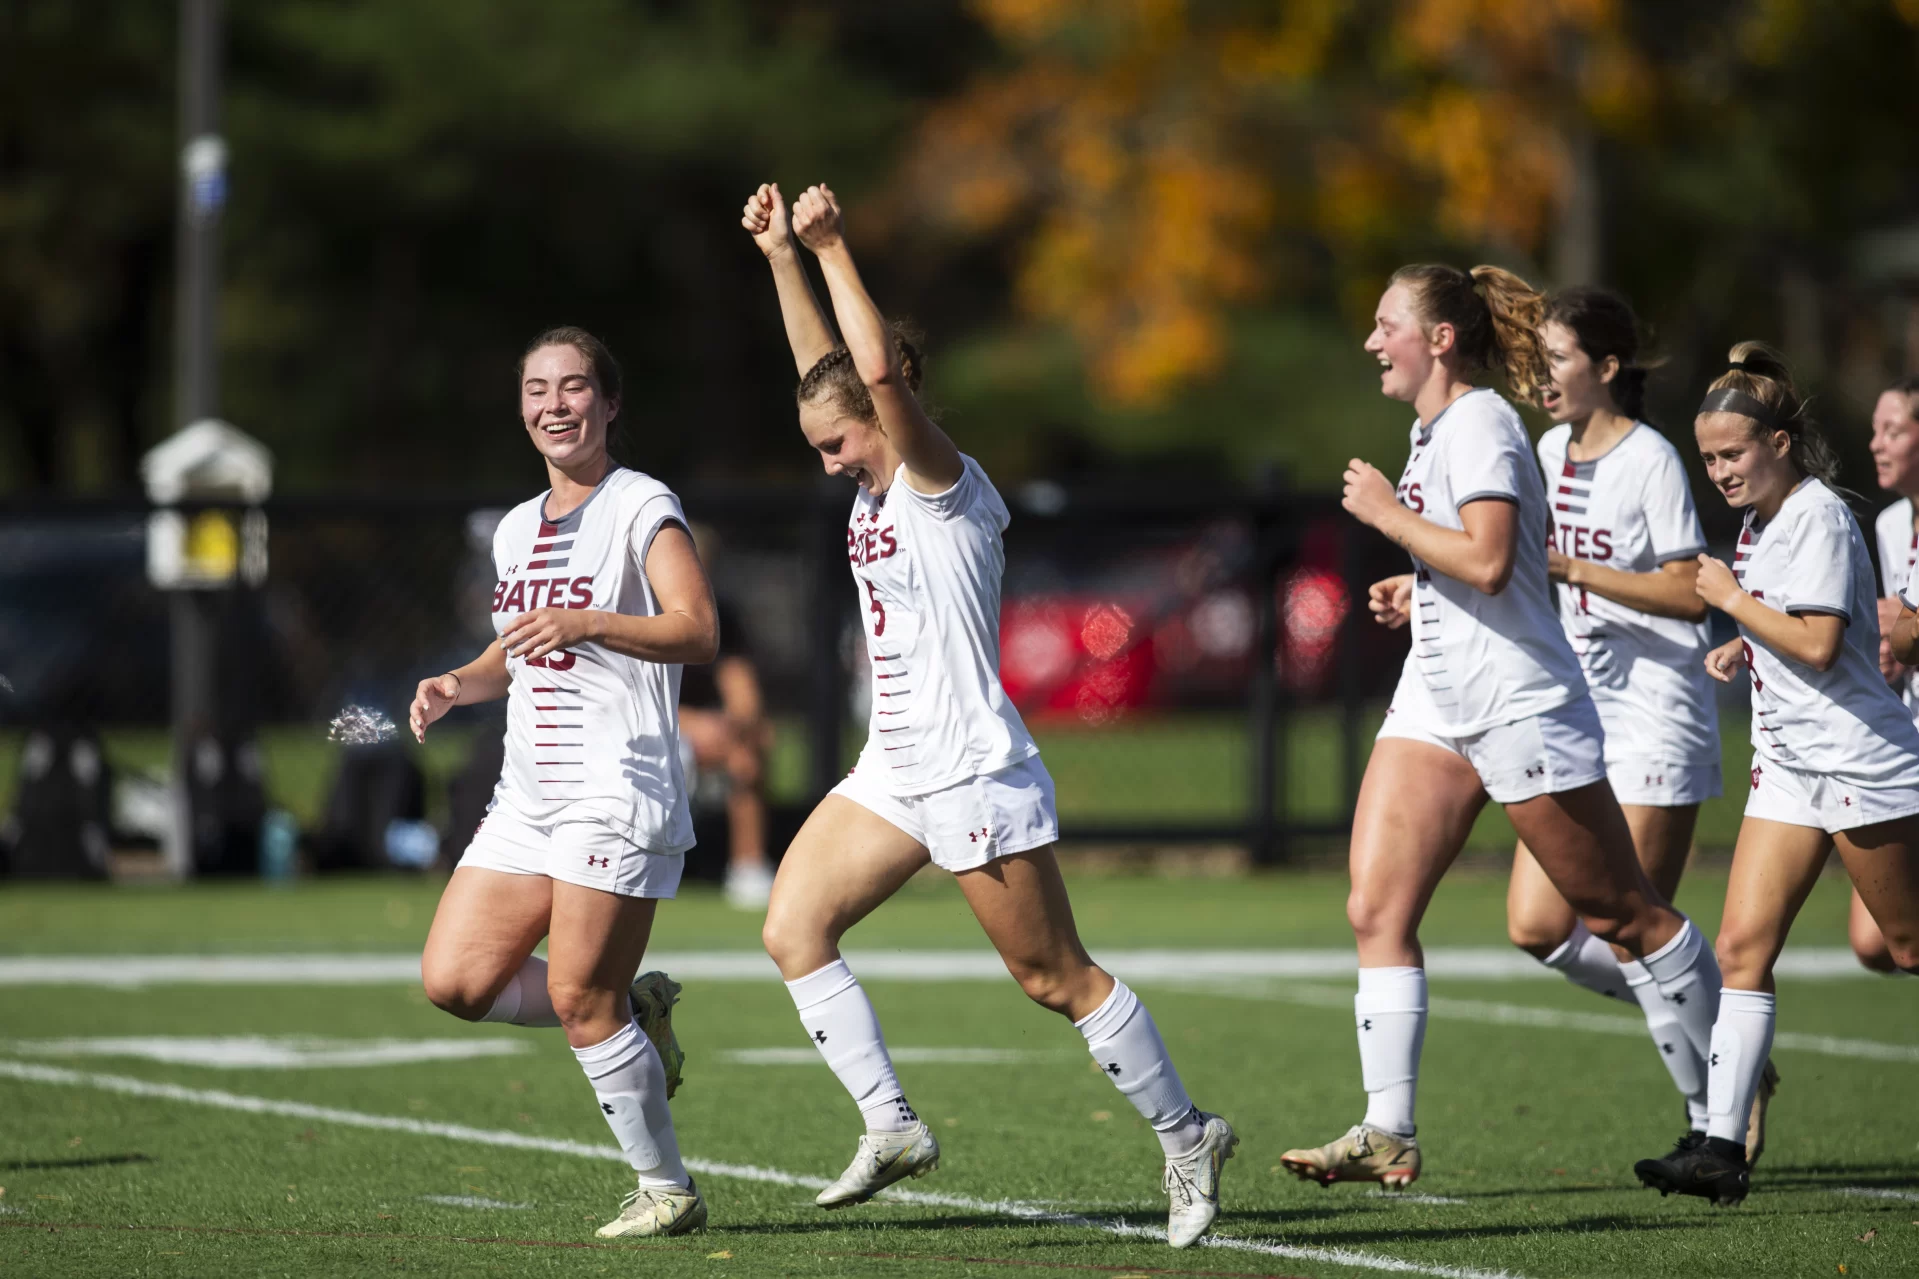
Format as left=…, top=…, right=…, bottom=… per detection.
left=1836, top=1186, right=1919, bottom=1202
left=1191, top=981, right=1919, bottom=1064
left=0, top=1058, right=1527, bottom=1279
left=0, top=947, right=1875, bottom=988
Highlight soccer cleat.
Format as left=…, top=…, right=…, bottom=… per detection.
left=594, top=1175, right=706, bottom=1238
left=628, top=970, right=685, bottom=1098
left=1744, top=1058, right=1779, bottom=1168
left=814, top=1122, right=940, bottom=1209
left=724, top=862, right=775, bottom=910
left=1279, top=1124, right=1420, bottom=1188
left=1634, top=1138, right=1749, bottom=1206
left=1163, top=1112, right=1237, bottom=1248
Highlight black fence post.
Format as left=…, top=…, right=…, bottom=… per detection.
left=1247, top=497, right=1282, bottom=865
left=808, top=485, right=846, bottom=802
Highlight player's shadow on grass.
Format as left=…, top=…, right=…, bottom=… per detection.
left=1218, top=1212, right=1715, bottom=1244
left=1, top=1153, right=150, bottom=1172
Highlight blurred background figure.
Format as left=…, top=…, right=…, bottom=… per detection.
left=680, top=524, right=776, bottom=909
left=1864, top=375, right=1919, bottom=972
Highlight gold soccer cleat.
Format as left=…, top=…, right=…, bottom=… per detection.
left=628, top=970, right=685, bottom=1098
left=595, top=1176, right=706, bottom=1238
left=1280, top=1123, right=1420, bottom=1189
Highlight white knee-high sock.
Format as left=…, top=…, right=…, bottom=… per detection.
left=573, top=1019, right=688, bottom=1188
left=1640, top=919, right=1722, bottom=1070
left=1622, top=959, right=1709, bottom=1130
left=1543, top=921, right=1630, bottom=1001
left=785, top=959, right=917, bottom=1133
left=1356, top=966, right=1426, bottom=1138
left=478, top=955, right=561, bottom=1028
left=1704, top=989, right=1776, bottom=1148
left=1074, top=981, right=1203, bottom=1157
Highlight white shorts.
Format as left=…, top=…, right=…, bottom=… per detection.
left=1606, top=760, right=1723, bottom=808
left=1377, top=695, right=1608, bottom=804
left=459, top=808, right=684, bottom=898
left=832, top=756, right=1060, bottom=873
left=1743, top=755, right=1919, bottom=834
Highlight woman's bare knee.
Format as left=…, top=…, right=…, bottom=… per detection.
left=762, top=911, right=839, bottom=981
left=421, top=963, right=497, bottom=1022
left=1347, top=887, right=1415, bottom=949
left=1007, top=958, right=1104, bottom=1018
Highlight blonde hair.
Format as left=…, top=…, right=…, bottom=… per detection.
left=1699, top=341, right=1842, bottom=488
left=1390, top=264, right=1549, bottom=403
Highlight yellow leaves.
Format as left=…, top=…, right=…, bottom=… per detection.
left=1393, top=86, right=1568, bottom=249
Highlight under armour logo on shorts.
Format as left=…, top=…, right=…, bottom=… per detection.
left=586, top=854, right=610, bottom=868
left=1750, top=766, right=1762, bottom=790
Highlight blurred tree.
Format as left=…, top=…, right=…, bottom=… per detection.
left=907, top=0, right=1919, bottom=448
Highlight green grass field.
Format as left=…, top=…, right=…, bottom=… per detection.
left=1, top=870, right=1913, bottom=1278
left=0, top=706, right=1763, bottom=851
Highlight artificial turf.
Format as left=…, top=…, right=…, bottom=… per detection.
left=0, top=870, right=1913, bottom=1279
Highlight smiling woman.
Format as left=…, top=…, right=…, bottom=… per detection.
left=401, top=326, right=720, bottom=1241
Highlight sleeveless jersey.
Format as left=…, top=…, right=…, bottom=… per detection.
left=487, top=468, right=695, bottom=852
left=1732, top=479, right=1919, bottom=784
left=1536, top=423, right=1718, bottom=766
left=1873, top=497, right=1919, bottom=716
left=1390, top=388, right=1587, bottom=736
left=847, top=456, right=1040, bottom=795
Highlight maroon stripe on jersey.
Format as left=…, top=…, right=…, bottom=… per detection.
left=529, top=687, right=581, bottom=694
left=871, top=654, right=899, bottom=661
left=875, top=672, right=903, bottom=679
left=878, top=690, right=910, bottom=697
left=878, top=726, right=906, bottom=732
left=535, top=723, right=581, bottom=728
left=538, top=520, right=561, bottom=538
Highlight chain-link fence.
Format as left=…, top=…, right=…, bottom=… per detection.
left=0, top=484, right=1411, bottom=870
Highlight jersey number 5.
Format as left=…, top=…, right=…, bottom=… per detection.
left=527, top=649, right=577, bottom=671
left=864, top=580, right=887, bottom=637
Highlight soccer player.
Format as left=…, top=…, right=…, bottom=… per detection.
left=1504, top=287, right=1775, bottom=1156
left=1280, top=265, right=1723, bottom=1190
left=410, top=328, right=718, bottom=1238
left=1859, top=377, right=1919, bottom=971
left=1633, top=344, right=1919, bottom=1205
left=741, top=181, right=1236, bottom=1249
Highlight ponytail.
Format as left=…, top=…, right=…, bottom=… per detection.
left=1699, top=341, right=1845, bottom=490
left=1390, top=263, right=1549, bottom=403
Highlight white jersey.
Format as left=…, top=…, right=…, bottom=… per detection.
left=1733, top=478, right=1919, bottom=786
left=1537, top=423, right=1718, bottom=767
left=487, top=468, right=695, bottom=852
left=847, top=456, right=1040, bottom=796
left=1873, top=497, right=1919, bottom=716
left=1389, top=388, right=1587, bottom=736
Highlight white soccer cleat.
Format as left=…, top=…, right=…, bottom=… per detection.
left=594, top=1176, right=706, bottom=1238
left=724, top=862, right=775, bottom=910
left=1745, top=1057, right=1780, bottom=1168
left=1280, top=1123, right=1420, bottom=1188
left=1163, top=1112, right=1237, bottom=1248
left=814, top=1122, right=941, bottom=1209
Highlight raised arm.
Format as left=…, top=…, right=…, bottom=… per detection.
left=1694, top=553, right=1844, bottom=671
left=1343, top=458, right=1517, bottom=595
left=742, top=182, right=837, bottom=376
left=791, top=184, right=964, bottom=494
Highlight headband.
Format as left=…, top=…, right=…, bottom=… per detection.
left=1697, top=386, right=1781, bottom=430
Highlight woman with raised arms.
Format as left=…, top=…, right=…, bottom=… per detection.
left=1279, top=266, right=1722, bottom=1190
left=1633, top=345, right=1919, bottom=1205
left=410, top=328, right=718, bottom=1239
left=1505, top=287, right=1778, bottom=1160
left=741, top=181, right=1236, bottom=1249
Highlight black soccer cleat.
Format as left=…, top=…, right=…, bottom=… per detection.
left=1634, top=1135, right=1749, bottom=1206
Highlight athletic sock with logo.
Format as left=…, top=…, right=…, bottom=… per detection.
left=477, top=955, right=562, bottom=1028
left=1542, top=921, right=1631, bottom=1001
left=1640, top=918, right=1722, bottom=1071
left=785, top=959, right=918, bottom=1134
left=572, top=1018, right=688, bottom=1189
left=1704, top=988, right=1775, bottom=1153
left=1622, top=958, right=1709, bottom=1130
left=1074, top=980, right=1204, bottom=1157
left=1355, top=966, right=1426, bottom=1138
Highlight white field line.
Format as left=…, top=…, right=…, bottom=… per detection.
left=722, top=1047, right=1065, bottom=1066
left=1190, top=981, right=1919, bottom=1065
left=1, top=1036, right=528, bottom=1070
left=419, top=1194, right=533, bottom=1210
left=0, top=1058, right=1526, bottom=1279
left=0, top=947, right=1875, bottom=988
left=1836, top=1186, right=1919, bottom=1202
left=1367, top=1189, right=1467, bottom=1205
